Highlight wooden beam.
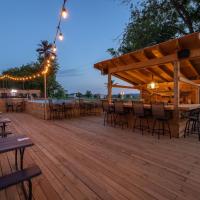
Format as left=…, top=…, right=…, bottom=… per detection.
left=113, top=74, right=138, bottom=85
left=109, top=53, right=177, bottom=73
left=112, top=84, right=136, bottom=89
left=179, top=77, right=200, bottom=87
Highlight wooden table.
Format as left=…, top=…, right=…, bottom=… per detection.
left=0, top=135, right=33, bottom=170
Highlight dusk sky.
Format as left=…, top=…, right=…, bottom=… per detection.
left=0, top=0, right=136, bottom=94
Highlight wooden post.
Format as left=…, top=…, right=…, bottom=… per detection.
left=44, top=74, right=47, bottom=120
left=196, top=88, right=200, bottom=104
left=173, top=60, right=180, bottom=137
left=174, top=61, right=180, bottom=108
left=108, top=73, right=112, bottom=103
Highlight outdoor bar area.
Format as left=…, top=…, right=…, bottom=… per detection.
left=95, top=32, right=200, bottom=138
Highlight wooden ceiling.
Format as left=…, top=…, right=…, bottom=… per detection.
left=94, top=32, right=200, bottom=86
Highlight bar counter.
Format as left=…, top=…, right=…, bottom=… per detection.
left=111, top=102, right=200, bottom=138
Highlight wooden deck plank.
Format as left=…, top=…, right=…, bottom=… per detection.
left=0, top=113, right=199, bottom=200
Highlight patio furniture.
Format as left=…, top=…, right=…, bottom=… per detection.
left=0, top=135, right=34, bottom=170
left=132, top=102, right=150, bottom=135
left=63, top=103, right=73, bottom=118
left=6, top=101, right=14, bottom=112
left=184, top=108, right=200, bottom=140
left=0, top=118, right=11, bottom=137
left=102, top=100, right=114, bottom=126
left=15, top=101, right=25, bottom=112
left=152, top=103, right=171, bottom=139
left=114, top=101, right=128, bottom=129
left=0, top=165, right=41, bottom=200
left=49, top=100, right=60, bottom=119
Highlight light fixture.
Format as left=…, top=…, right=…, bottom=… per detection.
left=52, top=45, right=57, bottom=52
left=61, top=7, right=68, bottom=19
left=147, top=75, right=159, bottom=90
left=51, top=54, right=55, bottom=60
left=58, top=32, right=64, bottom=41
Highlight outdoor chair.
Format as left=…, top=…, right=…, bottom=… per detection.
left=184, top=108, right=200, bottom=141
left=114, top=101, right=128, bottom=129
left=63, top=103, right=73, bottom=118
left=49, top=100, right=59, bottom=120
left=102, top=100, right=114, bottom=126
left=132, top=102, right=150, bottom=135
left=6, top=101, right=14, bottom=112
left=16, top=101, right=25, bottom=112
left=152, top=103, right=171, bottom=139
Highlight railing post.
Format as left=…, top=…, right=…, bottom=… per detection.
left=108, top=73, right=112, bottom=103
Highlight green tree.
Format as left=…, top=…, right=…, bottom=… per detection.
left=109, top=0, right=200, bottom=55
left=2, top=40, right=65, bottom=98
left=85, top=90, right=93, bottom=98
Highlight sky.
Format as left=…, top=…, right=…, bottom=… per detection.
left=0, top=0, right=136, bottom=94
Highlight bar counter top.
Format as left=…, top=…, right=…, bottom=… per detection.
left=122, top=103, right=200, bottom=111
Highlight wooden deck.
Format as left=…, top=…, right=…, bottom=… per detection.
left=1, top=113, right=200, bottom=200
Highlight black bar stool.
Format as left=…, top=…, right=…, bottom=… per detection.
left=132, top=102, right=150, bottom=135
left=152, top=103, right=171, bottom=139
left=184, top=108, right=200, bottom=140
left=114, top=101, right=128, bottom=129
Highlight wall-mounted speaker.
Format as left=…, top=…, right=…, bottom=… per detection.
left=177, top=49, right=190, bottom=59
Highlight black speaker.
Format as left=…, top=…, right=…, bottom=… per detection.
left=177, top=49, right=190, bottom=59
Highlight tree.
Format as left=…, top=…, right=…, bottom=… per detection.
left=109, top=0, right=200, bottom=55
left=85, top=90, right=93, bottom=98
left=36, top=40, right=53, bottom=58
left=2, top=40, right=65, bottom=98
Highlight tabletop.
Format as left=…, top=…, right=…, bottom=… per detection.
left=0, top=135, right=33, bottom=153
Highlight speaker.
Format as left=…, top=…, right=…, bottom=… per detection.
left=177, top=49, right=190, bottom=59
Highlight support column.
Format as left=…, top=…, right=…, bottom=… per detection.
left=173, top=60, right=180, bottom=137
left=196, top=88, right=200, bottom=104
left=174, top=60, right=180, bottom=109
left=44, top=74, right=47, bottom=120
left=108, top=73, right=112, bottom=103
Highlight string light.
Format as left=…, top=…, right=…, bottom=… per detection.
left=58, top=32, right=64, bottom=41
left=61, top=7, right=68, bottom=19
left=0, top=0, right=68, bottom=82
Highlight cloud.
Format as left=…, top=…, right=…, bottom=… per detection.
left=57, top=68, right=83, bottom=77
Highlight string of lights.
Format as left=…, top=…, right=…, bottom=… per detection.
left=0, top=0, right=68, bottom=82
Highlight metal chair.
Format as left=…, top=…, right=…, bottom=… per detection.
left=152, top=103, right=171, bottom=139
left=132, top=102, right=150, bottom=135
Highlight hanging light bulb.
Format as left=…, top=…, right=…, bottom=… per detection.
left=51, top=55, right=55, bottom=60
left=58, top=32, right=64, bottom=41
left=61, top=7, right=68, bottom=19
left=52, top=45, right=57, bottom=52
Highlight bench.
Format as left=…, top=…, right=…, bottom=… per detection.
left=0, top=165, right=41, bottom=200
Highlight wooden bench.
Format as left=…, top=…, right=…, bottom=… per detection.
left=0, top=165, right=41, bottom=200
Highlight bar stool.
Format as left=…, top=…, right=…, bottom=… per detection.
left=184, top=108, right=200, bottom=139
left=152, top=103, right=171, bottom=139
left=102, top=100, right=114, bottom=126
left=114, top=101, right=128, bottom=129
left=132, top=102, right=150, bottom=135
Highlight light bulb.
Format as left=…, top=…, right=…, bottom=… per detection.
left=51, top=55, right=55, bottom=60
left=52, top=45, right=57, bottom=52
left=58, top=32, right=64, bottom=41
left=61, top=8, right=68, bottom=19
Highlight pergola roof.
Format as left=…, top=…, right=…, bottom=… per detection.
left=94, top=32, right=200, bottom=86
